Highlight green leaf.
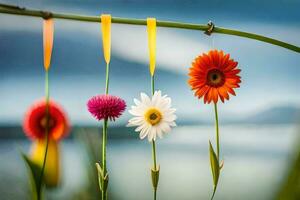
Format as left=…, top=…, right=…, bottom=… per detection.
left=95, top=162, right=109, bottom=192
left=20, top=151, right=43, bottom=200
left=151, top=165, right=160, bottom=189
left=209, top=141, right=220, bottom=186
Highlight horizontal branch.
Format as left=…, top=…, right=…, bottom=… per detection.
left=0, top=3, right=299, bottom=53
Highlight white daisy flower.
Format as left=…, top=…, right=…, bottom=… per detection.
left=127, top=90, right=177, bottom=141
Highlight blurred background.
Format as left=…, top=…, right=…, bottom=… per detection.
left=0, top=0, right=300, bottom=199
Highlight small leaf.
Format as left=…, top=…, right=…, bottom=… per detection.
left=219, top=160, right=224, bottom=170
left=95, top=162, right=109, bottom=192
left=20, top=151, right=43, bottom=200
left=209, top=141, right=220, bottom=186
left=95, top=162, right=104, bottom=191
left=151, top=165, right=160, bottom=189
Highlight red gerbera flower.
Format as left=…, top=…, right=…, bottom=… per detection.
left=188, top=50, right=241, bottom=104
left=23, top=99, right=70, bottom=141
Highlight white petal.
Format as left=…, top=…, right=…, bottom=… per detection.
left=127, top=121, right=137, bottom=127
left=160, top=122, right=171, bottom=133
left=163, top=114, right=177, bottom=122
left=140, top=125, right=150, bottom=139
left=169, top=121, right=177, bottom=127
left=134, top=98, right=141, bottom=106
left=152, top=91, right=162, bottom=106
left=147, top=127, right=155, bottom=142
left=129, top=116, right=144, bottom=125
left=128, top=107, right=142, bottom=116
left=156, top=124, right=163, bottom=138
left=164, top=108, right=176, bottom=115
left=135, top=124, right=144, bottom=132
left=141, top=93, right=151, bottom=106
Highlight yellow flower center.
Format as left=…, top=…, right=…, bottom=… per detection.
left=144, top=108, right=162, bottom=125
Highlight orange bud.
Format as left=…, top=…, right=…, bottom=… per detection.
left=43, top=19, right=54, bottom=71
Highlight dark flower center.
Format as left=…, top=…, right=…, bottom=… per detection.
left=40, top=115, right=55, bottom=130
left=206, top=69, right=225, bottom=87
left=150, top=113, right=158, bottom=120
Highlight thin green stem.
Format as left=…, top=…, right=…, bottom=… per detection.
left=151, top=75, right=157, bottom=169
left=0, top=3, right=299, bottom=53
left=213, top=103, right=220, bottom=160
left=105, top=63, right=110, bottom=95
left=152, top=140, right=157, bottom=170
left=151, top=75, right=158, bottom=200
left=38, top=70, right=50, bottom=200
left=151, top=75, right=155, bottom=95
left=102, top=119, right=108, bottom=200
left=101, top=61, right=110, bottom=200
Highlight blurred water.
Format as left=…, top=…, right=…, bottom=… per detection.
left=0, top=124, right=298, bottom=200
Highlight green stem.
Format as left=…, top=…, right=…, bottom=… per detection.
left=105, top=63, right=110, bottom=95
left=101, top=61, right=110, bottom=200
left=102, top=119, right=108, bottom=200
left=38, top=70, right=50, bottom=200
left=151, top=75, right=158, bottom=200
left=151, top=75, right=157, bottom=169
left=152, top=140, right=157, bottom=170
left=0, top=3, right=299, bottom=53
left=213, top=103, right=220, bottom=161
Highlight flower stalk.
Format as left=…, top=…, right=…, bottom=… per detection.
left=210, top=103, right=221, bottom=200
left=214, top=103, right=220, bottom=160
left=100, top=62, right=110, bottom=198
left=37, top=17, right=54, bottom=199
left=150, top=75, right=159, bottom=200
left=95, top=14, right=112, bottom=200
left=37, top=70, right=50, bottom=200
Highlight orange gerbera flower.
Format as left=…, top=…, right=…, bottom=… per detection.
left=188, top=50, right=241, bottom=104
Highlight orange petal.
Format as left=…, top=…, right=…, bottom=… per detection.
left=218, top=87, right=229, bottom=100
left=220, top=53, right=230, bottom=69
left=195, top=85, right=209, bottom=98
left=212, top=88, right=219, bottom=104
left=43, top=19, right=54, bottom=71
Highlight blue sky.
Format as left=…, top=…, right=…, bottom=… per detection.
left=0, top=0, right=300, bottom=125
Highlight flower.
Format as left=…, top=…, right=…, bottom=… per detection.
left=23, top=99, right=70, bottom=141
left=30, top=138, right=60, bottom=187
left=87, top=94, right=126, bottom=121
left=188, top=50, right=241, bottom=104
left=127, top=91, right=176, bottom=141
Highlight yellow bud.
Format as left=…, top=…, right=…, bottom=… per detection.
left=101, top=14, right=111, bottom=64
left=147, top=18, right=156, bottom=76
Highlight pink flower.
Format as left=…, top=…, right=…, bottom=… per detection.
left=87, top=94, right=126, bottom=121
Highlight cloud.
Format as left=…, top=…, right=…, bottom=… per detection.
left=111, top=24, right=209, bottom=74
